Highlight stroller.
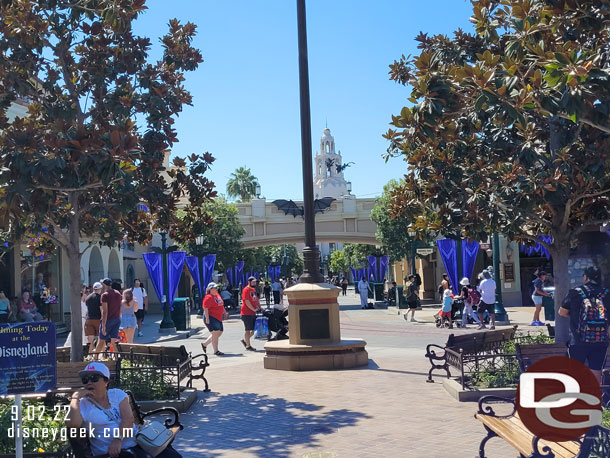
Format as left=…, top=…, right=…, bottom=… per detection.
left=435, top=298, right=465, bottom=328
left=262, top=307, right=289, bottom=341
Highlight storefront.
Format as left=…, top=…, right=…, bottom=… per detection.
left=19, top=248, right=63, bottom=321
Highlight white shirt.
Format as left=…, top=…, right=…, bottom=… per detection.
left=79, top=389, right=137, bottom=456
left=478, top=279, right=496, bottom=304
left=132, top=287, right=147, bottom=308
left=358, top=279, right=369, bottom=293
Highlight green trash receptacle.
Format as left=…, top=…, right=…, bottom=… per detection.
left=543, top=296, right=555, bottom=322
left=373, top=283, right=384, bottom=301
left=397, top=286, right=408, bottom=308
left=171, top=297, right=191, bottom=331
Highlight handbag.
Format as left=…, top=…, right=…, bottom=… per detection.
left=253, top=312, right=269, bottom=339
left=136, top=421, right=174, bottom=457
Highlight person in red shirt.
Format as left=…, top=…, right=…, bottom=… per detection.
left=202, top=282, right=228, bottom=356
left=240, top=276, right=260, bottom=351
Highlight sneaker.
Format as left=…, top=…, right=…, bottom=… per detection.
left=477, top=324, right=486, bottom=330
left=410, top=317, right=416, bottom=322
left=490, top=325, right=496, bottom=330
left=531, top=321, right=543, bottom=326
left=137, top=331, right=143, bottom=337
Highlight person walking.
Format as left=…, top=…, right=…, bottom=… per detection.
left=341, top=277, right=348, bottom=296
left=358, top=277, right=371, bottom=309
left=132, top=279, right=148, bottom=337
left=202, top=282, right=229, bottom=356
left=18, top=290, right=43, bottom=321
left=477, top=271, right=496, bottom=330
left=440, top=289, right=454, bottom=328
left=263, top=281, right=271, bottom=306
left=271, top=278, right=282, bottom=304
left=241, top=276, right=260, bottom=351
left=559, top=266, right=609, bottom=384
left=457, top=277, right=481, bottom=327
left=95, top=278, right=122, bottom=354
left=531, top=270, right=551, bottom=326
left=120, top=288, right=138, bottom=344
left=404, top=275, right=419, bottom=322
left=84, top=282, right=103, bottom=355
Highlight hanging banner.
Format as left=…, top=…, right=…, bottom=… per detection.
left=254, top=271, right=260, bottom=280
left=203, top=254, right=216, bottom=291
left=367, top=256, right=377, bottom=282
left=359, top=268, right=366, bottom=281
left=519, top=235, right=552, bottom=259
left=235, top=261, right=245, bottom=288
left=185, top=256, right=201, bottom=296
left=267, top=265, right=274, bottom=281
left=0, top=322, right=56, bottom=395
left=274, top=265, right=282, bottom=281
left=168, top=251, right=186, bottom=307
left=437, top=239, right=458, bottom=291
left=226, top=268, right=234, bottom=287
left=379, top=255, right=389, bottom=281
left=350, top=266, right=357, bottom=282
left=143, top=252, right=163, bottom=303
left=461, top=240, right=480, bottom=284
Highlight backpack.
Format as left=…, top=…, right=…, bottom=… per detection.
left=575, top=287, right=609, bottom=343
left=468, top=288, right=481, bottom=306
left=438, top=284, right=444, bottom=295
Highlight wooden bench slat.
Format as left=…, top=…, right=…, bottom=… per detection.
left=509, top=415, right=579, bottom=458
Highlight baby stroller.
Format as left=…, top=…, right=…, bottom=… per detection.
left=434, top=298, right=466, bottom=328
left=262, top=307, right=289, bottom=341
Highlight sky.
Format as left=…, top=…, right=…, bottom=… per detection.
left=133, top=0, right=474, bottom=201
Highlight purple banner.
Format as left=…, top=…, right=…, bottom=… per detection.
left=437, top=239, right=458, bottom=291
left=350, top=266, right=356, bottom=282
left=254, top=271, right=260, bottom=280
left=461, top=240, right=479, bottom=284
left=168, top=251, right=186, bottom=306
left=226, top=268, right=234, bottom=287
left=519, top=235, right=552, bottom=259
left=235, top=261, right=245, bottom=288
left=359, top=268, right=365, bottom=281
left=185, top=256, right=201, bottom=294
left=203, top=254, right=216, bottom=291
left=274, top=265, right=281, bottom=281
left=367, top=256, right=377, bottom=282
left=379, top=255, right=389, bottom=281
left=142, top=253, right=163, bottom=303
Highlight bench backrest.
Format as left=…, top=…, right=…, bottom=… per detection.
left=116, top=343, right=189, bottom=365
left=55, top=361, right=116, bottom=390
left=515, top=343, right=568, bottom=373
left=56, top=345, right=90, bottom=362
left=447, top=326, right=517, bottom=354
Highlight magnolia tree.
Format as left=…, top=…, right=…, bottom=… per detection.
left=0, top=0, right=216, bottom=360
left=384, top=0, right=610, bottom=343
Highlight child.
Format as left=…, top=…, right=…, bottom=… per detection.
left=441, top=289, right=454, bottom=328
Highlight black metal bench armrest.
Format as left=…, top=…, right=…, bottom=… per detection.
left=425, top=344, right=447, bottom=360
left=141, top=406, right=184, bottom=430
left=68, top=435, right=93, bottom=458
left=191, top=352, right=210, bottom=368
left=476, top=395, right=516, bottom=418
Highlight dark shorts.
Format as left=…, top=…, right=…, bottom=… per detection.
left=478, top=301, right=495, bottom=314
left=99, top=317, right=121, bottom=341
left=135, top=309, right=146, bottom=321
left=569, top=342, right=609, bottom=371
left=84, top=319, right=100, bottom=336
left=241, top=314, right=256, bottom=331
left=205, top=316, right=224, bottom=332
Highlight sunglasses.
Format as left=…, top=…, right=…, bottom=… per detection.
left=81, top=374, right=101, bottom=384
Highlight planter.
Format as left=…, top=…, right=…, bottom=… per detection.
left=0, top=445, right=73, bottom=458
left=442, top=377, right=516, bottom=402
left=134, top=387, right=198, bottom=413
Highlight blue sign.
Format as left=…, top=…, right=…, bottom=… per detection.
left=0, top=322, right=56, bottom=395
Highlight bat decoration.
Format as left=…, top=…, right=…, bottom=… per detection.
left=272, top=197, right=336, bottom=218
left=325, top=158, right=335, bottom=172
left=336, top=161, right=354, bottom=173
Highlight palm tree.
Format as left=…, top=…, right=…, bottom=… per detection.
left=226, top=166, right=259, bottom=202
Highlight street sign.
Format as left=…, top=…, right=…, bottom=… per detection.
left=416, top=248, right=434, bottom=256
left=480, top=243, right=491, bottom=250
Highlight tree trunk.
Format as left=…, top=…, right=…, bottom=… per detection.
left=550, top=235, right=570, bottom=345
left=68, top=194, right=83, bottom=362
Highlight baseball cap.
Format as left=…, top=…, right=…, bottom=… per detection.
left=538, top=271, right=547, bottom=276
left=92, top=282, right=103, bottom=290
left=101, top=278, right=112, bottom=286
left=206, top=282, right=218, bottom=290
left=248, top=276, right=256, bottom=282
left=78, top=362, right=110, bottom=379
left=487, top=265, right=494, bottom=271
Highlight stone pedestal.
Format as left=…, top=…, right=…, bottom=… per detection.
left=264, top=282, right=368, bottom=371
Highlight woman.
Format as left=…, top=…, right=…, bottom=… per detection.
left=202, top=282, right=229, bottom=356
left=65, top=362, right=181, bottom=458
left=341, top=277, right=348, bottom=296
left=120, top=289, right=138, bottom=343
left=18, top=290, right=43, bottom=321
left=403, top=275, right=419, bottom=322
left=456, top=277, right=481, bottom=327
left=0, top=291, right=11, bottom=323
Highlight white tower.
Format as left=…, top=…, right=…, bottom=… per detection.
left=313, top=127, right=349, bottom=199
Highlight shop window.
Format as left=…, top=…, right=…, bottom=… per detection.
left=20, top=250, right=61, bottom=321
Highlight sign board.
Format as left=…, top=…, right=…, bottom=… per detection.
left=503, top=263, right=515, bottom=282
left=0, top=322, right=56, bottom=395
left=416, top=248, right=434, bottom=256
left=480, top=243, right=491, bottom=250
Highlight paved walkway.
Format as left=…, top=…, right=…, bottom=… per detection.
left=77, top=290, right=547, bottom=457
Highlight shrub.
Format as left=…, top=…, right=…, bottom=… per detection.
left=119, top=358, right=178, bottom=400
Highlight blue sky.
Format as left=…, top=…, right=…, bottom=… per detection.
left=133, top=1, right=473, bottom=201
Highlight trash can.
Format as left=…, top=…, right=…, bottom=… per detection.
left=171, top=297, right=191, bottom=331
left=397, top=286, right=408, bottom=309
left=373, top=283, right=384, bottom=301
left=543, top=296, right=555, bottom=322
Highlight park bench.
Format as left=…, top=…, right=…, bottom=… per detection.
left=474, top=396, right=610, bottom=457
left=56, top=345, right=90, bottom=362
left=425, top=326, right=518, bottom=389
left=515, top=342, right=567, bottom=373
left=54, top=361, right=118, bottom=392
left=115, top=343, right=210, bottom=393
left=68, top=390, right=183, bottom=458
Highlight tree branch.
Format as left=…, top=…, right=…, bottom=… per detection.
left=572, top=218, right=610, bottom=237
left=557, top=113, right=610, bottom=135
left=520, top=234, right=553, bottom=251
left=45, top=229, right=68, bottom=252
left=38, top=178, right=121, bottom=193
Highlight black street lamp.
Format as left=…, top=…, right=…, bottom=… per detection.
left=408, top=228, right=416, bottom=276
left=195, top=235, right=205, bottom=314
left=296, top=0, right=323, bottom=284
left=153, top=232, right=177, bottom=332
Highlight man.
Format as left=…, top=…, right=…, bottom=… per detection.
left=559, top=266, right=609, bottom=384
left=477, top=270, right=496, bottom=330
left=95, top=278, right=122, bottom=354
left=271, top=278, right=282, bottom=304
left=132, top=279, right=148, bottom=337
left=84, top=282, right=103, bottom=356
left=358, top=277, right=371, bottom=309
left=531, top=270, right=551, bottom=326
left=240, top=276, right=260, bottom=351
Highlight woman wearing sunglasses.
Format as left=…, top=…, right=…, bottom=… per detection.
left=65, top=362, right=181, bottom=458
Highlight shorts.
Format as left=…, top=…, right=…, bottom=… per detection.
left=569, top=342, right=609, bottom=371
left=439, top=310, right=452, bottom=318
left=121, top=315, right=137, bottom=329
left=135, top=309, right=146, bottom=321
left=99, top=317, right=121, bottom=341
left=241, top=314, right=256, bottom=331
left=84, top=319, right=100, bottom=336
left=532, top=295, right=543, bottom=305
left=478, top=301, right=495, bottom=314
left=205, top=316, right=224, bottom=332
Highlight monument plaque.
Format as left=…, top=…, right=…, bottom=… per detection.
left=299, top=309, right=330, bottom=340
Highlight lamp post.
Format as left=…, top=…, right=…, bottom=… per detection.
left=157, top=232, right=176, bottom=332
left=346, top=181, right=352, bottom=196
left=407, top=228, right=416, bottom=276
left=255, top=184, right=261, bottom=199
left=492, top=232, right=507, bottom=321
left=195, top=235, right=205, bottom=315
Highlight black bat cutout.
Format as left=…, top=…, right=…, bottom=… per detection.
left=325, top=158, right=335, bottom=172
left=336, top=161, right=354, bottom=173
left=272, top=197, right=336, bottom=218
